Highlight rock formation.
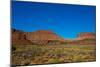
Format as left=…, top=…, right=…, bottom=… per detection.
left=12, top=29, right=63, bottom=45
left=12, top=29, right=33, bottom=45
left=12, top=28, right=96, bottom=45
left=77, top=32, right=96, bottom=40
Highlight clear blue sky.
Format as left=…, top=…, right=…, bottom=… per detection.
left=12, top=1, right=96, bottom=38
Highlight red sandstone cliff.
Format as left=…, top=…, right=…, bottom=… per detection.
left=12, top=29, right=33, bottom=45
left=12, top=29, right=96, bottom=45
left=12, top=29, right=63, bottom=45
left=76, top=32, right=96, bottom=40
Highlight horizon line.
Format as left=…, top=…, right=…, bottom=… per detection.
left=12, top=27, right=96, bottom=39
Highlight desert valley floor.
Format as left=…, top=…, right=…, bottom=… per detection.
left=11, top=29, right=96, bottom=66
left=12, top=44, right=96, bottom=66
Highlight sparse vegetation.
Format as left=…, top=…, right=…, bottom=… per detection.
left=12, top=44, right=96, bottom=66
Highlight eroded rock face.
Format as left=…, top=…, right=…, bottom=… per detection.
left=12, top=29, right=63, bottom=45
left=12, top=29, right=96, bottom=45
left=12, top=29, right=33, bottom=45
left=77, top=32, right=96, bottom=40
left=26, top=30, right=62, bottom=41
left=68, top=32, right=96, bottom=45
left=26, top=30, right=64, bottom=45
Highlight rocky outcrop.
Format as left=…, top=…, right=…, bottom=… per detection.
left=26, top=30, right=62, bottom=41
left=68, top=32, right=96, bottom=45
left=12, top=29, right=96, bottom=45
left=77, top=32, right=96, bottom=40
left=25, top=30, right=64, bottom=44
left=12, top=29, right=64, bottom=45
left=12, top=29, right=33, bottom=45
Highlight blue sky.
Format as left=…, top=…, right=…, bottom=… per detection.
left=12, top=1, right=96, bottom=38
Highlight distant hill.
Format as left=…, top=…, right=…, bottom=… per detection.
left=76, top=32, right=96, bottom=40
left=12, top=29, right=64, bottom=45
left=67, top=32, right=96, bottom=45
left=12, top=28, right=96, bottom=45
left=26, top=30, right=63, bottom=41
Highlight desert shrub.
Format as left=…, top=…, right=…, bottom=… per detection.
left=61, top=42, right=67, bottom=44
left=12, top=46, right=16, bottom=52
left=12, top=44, right=96, bottom=65
left=47, top=40, right=61, bottom=45
left=31, top=46, right=43, bottom=56
left=47, top=58, right=60, bottom=63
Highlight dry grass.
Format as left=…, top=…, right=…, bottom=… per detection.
left=11, top=44, right=96, bottom=66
